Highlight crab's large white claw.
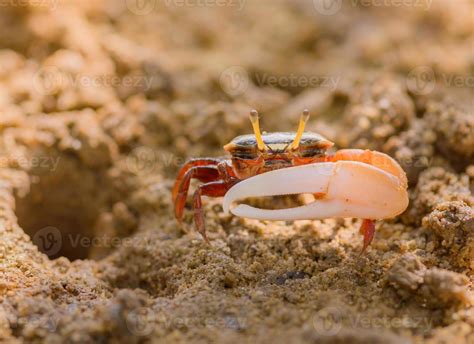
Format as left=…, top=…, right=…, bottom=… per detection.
left=223, top=161, right=408, bottom=221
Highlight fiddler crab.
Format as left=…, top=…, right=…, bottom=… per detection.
left=173, top=110, right=409, bottom=253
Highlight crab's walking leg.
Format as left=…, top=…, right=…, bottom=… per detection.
left=359, top=219, right=376, bottom=255
left=174, top=166, right=220, bottom=222
left=172, top=158, right=223, bottom=202
left=193, top=180, right=235, bottom=244
left=174, top=159, right=239, bottom=242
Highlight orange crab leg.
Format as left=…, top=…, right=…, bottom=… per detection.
left=174, top=166, right=220, bottom=222
left=172, top=158, right=223, bottom=203
left=174, top=159, right=240, bottom=242
left=359, top=219, right=376, bottom=255
left=193, top=180, right=234, bottom=243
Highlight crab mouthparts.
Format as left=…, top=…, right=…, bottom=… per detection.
left=223, top=161, right=409, bottom=221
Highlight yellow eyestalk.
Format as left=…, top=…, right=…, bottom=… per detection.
left=249, top=110, right=267, bottom=151
left=290, top=109, right=310, bottom=150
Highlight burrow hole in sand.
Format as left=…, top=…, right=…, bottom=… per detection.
left=14, top=150, right=118, bottom=261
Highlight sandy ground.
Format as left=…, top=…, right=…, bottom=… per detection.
left=0, top=0, right=473, bottom=343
